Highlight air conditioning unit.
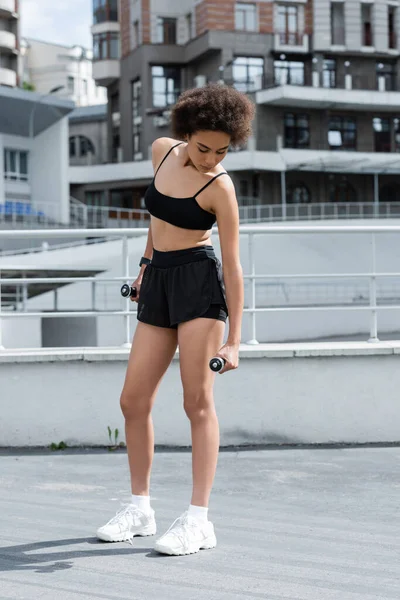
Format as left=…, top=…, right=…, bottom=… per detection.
left=194, top=75, right=207, bottom=88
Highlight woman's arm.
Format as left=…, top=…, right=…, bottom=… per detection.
left=213, top=176, right=244, bottom=370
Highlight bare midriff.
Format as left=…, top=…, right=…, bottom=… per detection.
left=150, top=215, right=213, bottom=252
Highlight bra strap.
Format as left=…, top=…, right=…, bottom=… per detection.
left=194, top=172, right=228, bottom=198
left=154, top=142, right=184, bottom=176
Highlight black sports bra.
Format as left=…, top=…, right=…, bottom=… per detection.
left=144, top=142, right=228, bottom=230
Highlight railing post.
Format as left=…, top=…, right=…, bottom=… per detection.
left=246, top=233, right=259, bottom=345
left=91, top=281, right=96, bottom=311
left=368, top=232, right=379, bottom=343
left=122, top=235, right=131, bottom=348
left=280, top=171, right=287, bottom=221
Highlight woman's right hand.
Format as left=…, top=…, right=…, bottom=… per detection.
left=129, top=275, right=142, bottom=303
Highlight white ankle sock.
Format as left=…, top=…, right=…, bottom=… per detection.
left=131, top=494, right=151, bottom=514
left=188, top=504, right=208, bottom=523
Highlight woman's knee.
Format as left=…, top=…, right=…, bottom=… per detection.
left=120, top=389, right=152, bottom=421
left=183, top=388, right=214, bottom=422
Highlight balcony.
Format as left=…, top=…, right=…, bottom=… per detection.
left=275, top=31, right=309, bottom=53
left=0, top=66, right=16, bottom=86
left=256, top=84, right=400, bottom=112
left=0, top=30, right=16, bottom=53
left=0, top=0, right=17, bottom=17
left=92, top=59, right=120, bottom=86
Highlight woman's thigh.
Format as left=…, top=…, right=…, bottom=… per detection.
left=178, top=317, right=225, bottom=398
left=121, top=321, right=178, bottom=406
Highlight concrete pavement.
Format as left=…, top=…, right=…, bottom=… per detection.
left=0, top=447, right=399, bottom=599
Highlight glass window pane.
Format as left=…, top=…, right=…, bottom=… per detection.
left=19, top=152, right=28, bottom=175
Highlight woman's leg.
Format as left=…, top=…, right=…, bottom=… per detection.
left=120, top=321, right=177, bottom=496
left=177, top=317, right=225, bottom=508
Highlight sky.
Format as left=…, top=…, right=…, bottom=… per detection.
left=21, top=0, right=92, bottom=48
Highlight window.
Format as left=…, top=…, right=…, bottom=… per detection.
left=233, top=57, right=263, bottom=92
left=278, top=5, right=300, bottom=45
left=132, top=79, right=142, bottom=160
left=331, top=2, right=345, bottom=45
left=328, top=116, right=357, bottom=150
left=373, top=118, right=391, bottom=152
left=67, top=75, right=75, bottom=94
left=329, top=179, right=357, bottom=203
left=93, top=0, right=118, bottom=24
left=284, top=114, right=309, bottom=148
left=395, top=118, right=400, bottom=152
left=235, top=3, right=257, bottom=32
left=69, top=136, right=95, bottom=158
left=4, top=149, right=29, bottom=181
left=323, top=59, right=336, bottom=88
left=380, top=184, right=400, bottom=203
left=93, top=32, right=120, bottom=60
left=376, top=62, right=396, bottom=91
left=287, top=184, right=311, bottom=204
left=133, top=20, right=139, bottom=48
left=85, top=191, right=106, bottom=207
left=82, top=79, right=88, bottom=96
left=111, top=93, right=120, bottom=163
left=389, top=6, right=397, bottom=49
left=157, top=17, right=177, bottom=44
left=152, top=66, right=181, bottom=108
left=361, top=4, right=373, bottom=47
left=274, top=60, right=304, bottom=86
left=186, top=13, right=192, bottom=40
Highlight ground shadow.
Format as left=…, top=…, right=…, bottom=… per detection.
left=0, top=537, right=151, bottom=573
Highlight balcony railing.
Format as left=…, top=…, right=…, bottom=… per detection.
left=4, top=201, right=400, bottom=232
left=1, top=224, right=400, bottom=347
left=278, top=31, right=304, bottom=46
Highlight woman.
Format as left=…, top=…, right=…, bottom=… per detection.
left=97, top=83, right=255, bottom=555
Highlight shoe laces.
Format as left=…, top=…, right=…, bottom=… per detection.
left=108, top=503, right=142, bottom=527
left=163, top=512, right=201, bottom=549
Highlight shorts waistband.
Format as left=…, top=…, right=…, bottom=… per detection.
left=151, top=245, right=216, bottom=268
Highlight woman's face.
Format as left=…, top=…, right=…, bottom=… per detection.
left=186, top=130, right=231, bottom=173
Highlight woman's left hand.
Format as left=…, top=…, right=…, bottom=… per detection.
left=214, top=342, right=240, bottom=375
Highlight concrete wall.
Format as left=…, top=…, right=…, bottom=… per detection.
left=69, top=118, right=108, bottom=166
left=1, top=343, right=400, bottom=447
left=30, top=118, right=70, bottom=224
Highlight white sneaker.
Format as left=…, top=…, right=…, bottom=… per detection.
left=97, top=504, right=156, bottom=542
left=154, top=511, right=217, bottom=556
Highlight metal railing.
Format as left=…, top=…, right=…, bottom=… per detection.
left=2, top=224, right=400, bottom=349
left=239, top=202, right=400, bottom=223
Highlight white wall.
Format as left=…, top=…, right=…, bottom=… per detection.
left=22, top=39, right=107, bottom=107
left=0, top=134, right=4, bottom=205
left=30, top=118, right=69, bottom=224
left=1, top=345, right=400, bottom=446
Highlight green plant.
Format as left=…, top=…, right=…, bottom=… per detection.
left=107, top=426, right=121, bottom=451
left=50, top=441, right=67, bottom=451
left=22, top=81, right=35, bottom=92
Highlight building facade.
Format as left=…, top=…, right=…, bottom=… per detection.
left=21, top=39, right=108, bottom=107
left=0, top=0, right=19, bottom=88
left=0, top=86, right=74, bottom=228
left=71, top=0, right=400, bottom=213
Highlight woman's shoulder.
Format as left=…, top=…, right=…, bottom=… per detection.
left=151, top=137, right=183, bottom=168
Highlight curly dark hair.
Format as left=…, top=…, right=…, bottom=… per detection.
left=171, top=83, right=255, bottom=147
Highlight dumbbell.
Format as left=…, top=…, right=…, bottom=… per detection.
left=120, top=284, right=137, bottom=299
left=209, top=357, right=226, bottom=372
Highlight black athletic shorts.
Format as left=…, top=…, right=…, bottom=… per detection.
left=137, top=245, right=228, bottom=329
